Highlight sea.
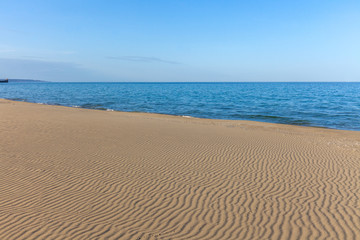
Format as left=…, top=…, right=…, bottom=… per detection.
left=1, top=82, right=359, bottom=131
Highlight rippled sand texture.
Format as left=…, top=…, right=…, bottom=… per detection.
left=0, top=99, right=360, bottom=240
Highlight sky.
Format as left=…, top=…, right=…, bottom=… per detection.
left=0, top=0, right=359, bottom=82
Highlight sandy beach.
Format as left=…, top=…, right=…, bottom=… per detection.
left=0, top=98, right=359, bottom=239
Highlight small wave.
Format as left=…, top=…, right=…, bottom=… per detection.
left=80, top=103, right=102, bottom=108
left=247, top=114, right=289, bottom=120
left=80, top=103, right=108, bottom=110
left=8, top=97, right=27, bottom=102
left=237, top=114, right=312, bottom=126
left=182, top=115, right=193, bottom=118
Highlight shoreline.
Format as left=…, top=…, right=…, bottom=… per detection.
left=1, top=98, right=356, bottom=132
left=1, top=98, right=360, bottom=239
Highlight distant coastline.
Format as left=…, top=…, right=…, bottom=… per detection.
left=4, top=79, right=47, bottom=83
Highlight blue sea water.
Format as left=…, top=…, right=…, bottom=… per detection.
left=1, top=82, right=359, bottom=131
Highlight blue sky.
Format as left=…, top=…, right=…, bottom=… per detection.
left=1, top=0, right=359, bottom=82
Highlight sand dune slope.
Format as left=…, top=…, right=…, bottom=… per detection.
left=0, top=99, right=360, bottom=239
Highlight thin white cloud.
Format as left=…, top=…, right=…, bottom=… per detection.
left=0, top=27, right=29, bottom=34
left=107, top=56, right=180, bottom=64
left=0, top=44, right=17, bottom=53
left=21, top=56, right=46, bottom=59
left=0, top=58, right=109, bottom=82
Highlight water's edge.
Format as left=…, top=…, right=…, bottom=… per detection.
left=3, top=97, right=340, bottom=132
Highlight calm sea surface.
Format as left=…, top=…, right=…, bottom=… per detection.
left=1, top=82, right=359, bottom=131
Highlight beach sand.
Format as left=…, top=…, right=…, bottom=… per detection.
left=0, top=98, right=359, bottom=240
